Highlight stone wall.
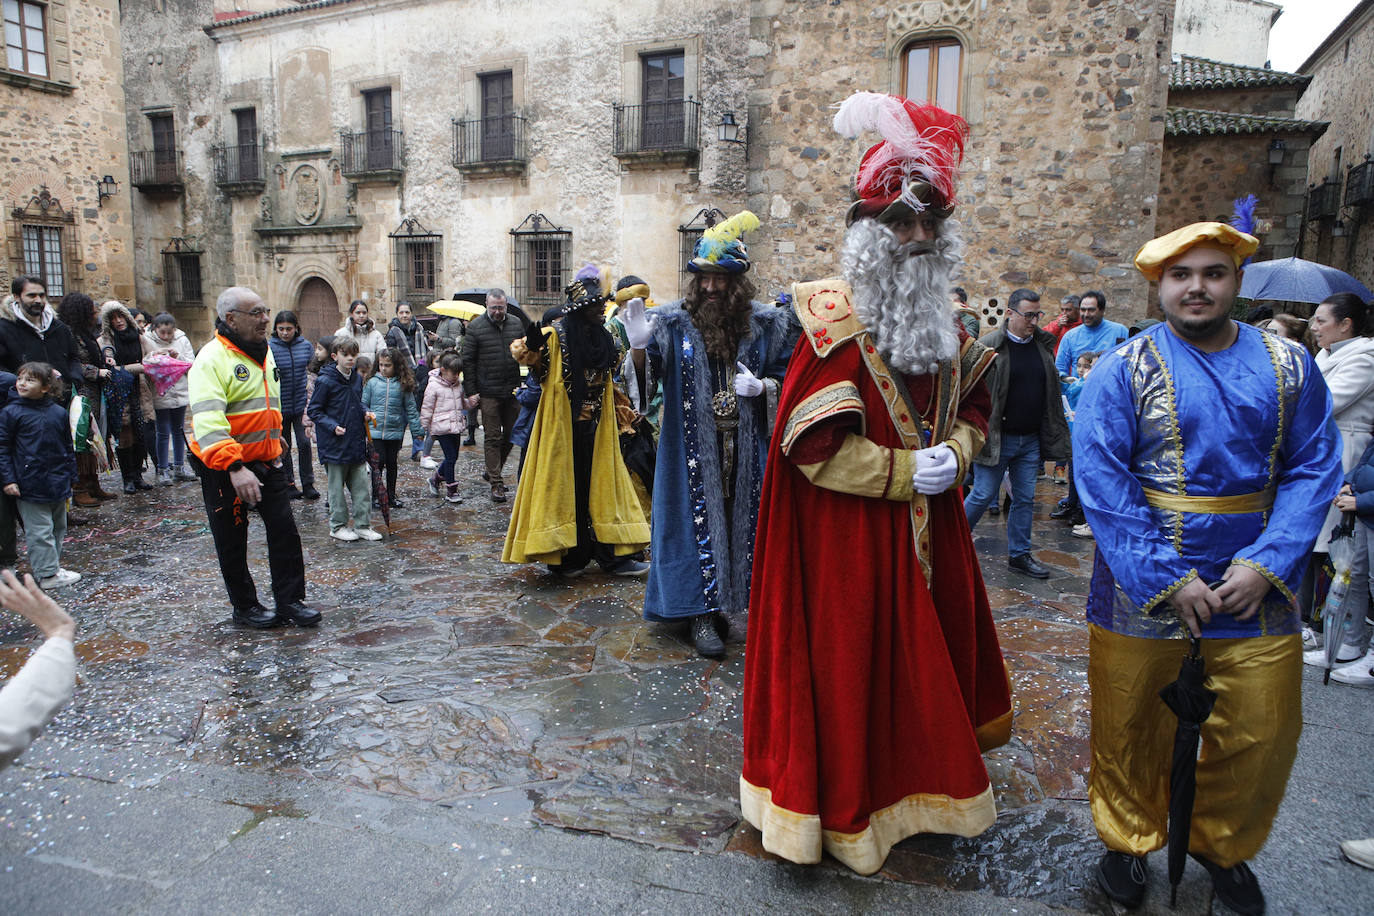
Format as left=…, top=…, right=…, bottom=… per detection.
left=1157, top=132, right=1313, bottom=262
left=200, top=0, right=753, bottom=332
left=1171, top=0, right=1278, bottom=68
left=1296, top=2, right=1374, bottom=291
left=745, top=0, right=1174, bottom=324
left=0, top=0, right=134, bottom=304
left=120, top=0, right=228, bottom=342
left=1172, top=87, right=1304, bottom=117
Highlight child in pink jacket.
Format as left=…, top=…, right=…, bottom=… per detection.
left=420, top=351, right=479, bottom=503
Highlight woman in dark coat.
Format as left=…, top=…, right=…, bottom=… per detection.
left=55, top=293, right=115, bottom=504
left=97, top=302, right=154, bottom=493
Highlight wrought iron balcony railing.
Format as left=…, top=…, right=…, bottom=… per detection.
left=1307, top=179, right=1342, bottom=221
left=452, top=114, right=529, bottom=169
left=130, top=149, right=184, bottom=192
left=340, top=129, right=405, bottom=179
left=613, top=99, right=701, bottom=157
left=212, top=142, right=264, bottom=189
left=1345, top=157, right=1374, bottom=209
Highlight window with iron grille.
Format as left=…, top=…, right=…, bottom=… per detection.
left=21, top=224, right=63, bottom=296
left=4, top=1, right=47, bottom=78
left=677, top=207, right=725, bottom=298
left=8, top=187, right=76, bottom=296
left=161, top=238, right=203, bottom=308
left=389, top=217, right=442, bottom=304
left=510, top=213, right=570, bottom=315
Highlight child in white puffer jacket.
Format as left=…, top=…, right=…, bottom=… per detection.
left=420, top=351, right=478, bottom=503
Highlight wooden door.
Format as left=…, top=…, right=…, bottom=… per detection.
left=480, top=72, right=514, bottom=160
left=641, top=52, right=684, bottom=149
left=234, top=108, right=258, bottom=181
left=364, top=88, right=393, bottom=170
left=296, top=277, right=340, bottom=344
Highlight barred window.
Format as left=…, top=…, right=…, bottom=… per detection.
left=389, top=217, right=442, bottom=304
left=510, top=213, right=570, bottom=316
left=161, top=238, right=203, bottom=308
left=21, top=224, right=62, bottom=295
left=4, top=0, right=47, bottom=78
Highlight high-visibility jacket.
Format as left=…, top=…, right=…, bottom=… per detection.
left=188, top=333, right=283, bottom=470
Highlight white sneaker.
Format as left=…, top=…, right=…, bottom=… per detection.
left=1071, top=523, right=1093, bottom=538
left=1304, top=642, right=1363, bottom=668
left=355, top=527, right=383, bottom=541
left=1341, top=837, right=1374, bottom=870
left=330, top=527, right=359, bottom=542
left=39, top=568, right=81, bottom=589
left=1330, top=648, right=1374, bottom=687
left=419, top=456, right=439, bottom=470
left=1302, top=626, right=1321, bottom=650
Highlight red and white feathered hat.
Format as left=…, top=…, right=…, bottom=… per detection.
left=833, top=91, right=968, bottom=225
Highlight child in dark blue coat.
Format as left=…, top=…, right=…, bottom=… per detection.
left=306, top=338, right=380, bottom=542
left=269, top=310, right=318, bottom=500
left=0, top=363, right=79, bottom=588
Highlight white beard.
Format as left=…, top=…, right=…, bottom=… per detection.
left=842, top=217, right=963, bottom=376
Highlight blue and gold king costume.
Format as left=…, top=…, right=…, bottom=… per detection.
left=1075, top=228, right=1342, bottom=870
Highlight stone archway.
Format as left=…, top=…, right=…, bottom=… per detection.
left=296, top=277, right=340, bottom=342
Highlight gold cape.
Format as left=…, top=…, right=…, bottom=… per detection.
left=502, top=326, right=650, bottom=564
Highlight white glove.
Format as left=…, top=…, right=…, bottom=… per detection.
left=734, top=362, right=765, bottom=398
left=911, top=444, right=959, bottom=495
left=621, top=297, right=653, bottom=349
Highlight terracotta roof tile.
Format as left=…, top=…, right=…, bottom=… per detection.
left=1171, top=55, right=1310, bottom=90
left=1166, top=106, right=1328, bottom=137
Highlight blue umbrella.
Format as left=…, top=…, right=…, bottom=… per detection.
left=1240, top=257, right=1373, bottom=305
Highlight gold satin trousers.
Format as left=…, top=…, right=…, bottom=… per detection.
left=1088, top=624, right=1301, bottom=868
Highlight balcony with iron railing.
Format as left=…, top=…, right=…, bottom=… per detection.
left=1345, top=156, right=1374, bottom=209
left=1307, top=178, right=1342, bottom=221
left=612, top=98, right=701, bottom=168
left=130, top=149, right=184, bottom=195
left=212, top=142, right=265, bottom=194
left=340, top=129, right=405, bottom=183
left=452, top=114, right=529, bottom=177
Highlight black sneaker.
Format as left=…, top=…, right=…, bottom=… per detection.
left=287, top=485, right=303, bottom=500
left=1097, top=851, right=1148, bottom=909
left=1192, top=855, right=1265, bottom=915
left=301, top=486, right=321, bottom=500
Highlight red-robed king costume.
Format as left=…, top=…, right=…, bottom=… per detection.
left=741, top=277, right=1013, bottom=875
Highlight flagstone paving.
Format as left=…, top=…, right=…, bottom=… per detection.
left=1, top=453, right=1370, bottom=913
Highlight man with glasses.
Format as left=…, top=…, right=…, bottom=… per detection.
left=964, top=288, right=1069, bottom=579
left=188, top=287, right=314, bottom=630
left=1056, top=290, right=1127, bottom=379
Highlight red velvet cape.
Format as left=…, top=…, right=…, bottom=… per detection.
left=741, top=337, right=1012, bottom=874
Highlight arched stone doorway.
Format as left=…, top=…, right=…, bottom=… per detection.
left=296, top=277, right=340, bottom=342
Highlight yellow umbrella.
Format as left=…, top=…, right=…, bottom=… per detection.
left=427, top=300, right=483, bottom=320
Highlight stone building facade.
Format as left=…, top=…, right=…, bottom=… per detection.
left=119, top=0, right=1196, bottom=340
left=745, top=0, right=1175, bottom=327
left=1296, top=0, right=1374, bottom=292
left=1158, top=56, right=1325, bottom=265
left=0, top=0, right=134, bottom=304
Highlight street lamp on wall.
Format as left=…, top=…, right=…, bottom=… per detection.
left=1267, top=139, right=1287, bottom=188
left=718, top=111, right=745, bottom=145
left=94, top=174, right=120, bottom=207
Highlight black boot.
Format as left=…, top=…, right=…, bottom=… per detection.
left=690, top=613, right=725, bottom=659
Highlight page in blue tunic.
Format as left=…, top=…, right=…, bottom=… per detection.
left=1075, top=323, right=1341, bottom=638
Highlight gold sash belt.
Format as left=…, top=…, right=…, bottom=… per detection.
left=1141, top=487, right=1275, bottom=514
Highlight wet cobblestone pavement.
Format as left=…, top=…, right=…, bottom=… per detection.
left=2, top=449, right=1371, bottom=913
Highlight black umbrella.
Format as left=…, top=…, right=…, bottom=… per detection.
left=1158, top=635, right=1218, bottom=906
left=363, top=424, right=391, bottom=531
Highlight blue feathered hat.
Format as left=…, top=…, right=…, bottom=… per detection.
left=687, top=210, right=760, bottom=274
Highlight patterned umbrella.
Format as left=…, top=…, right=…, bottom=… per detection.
left=142, top=354, right=194, bottom=398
